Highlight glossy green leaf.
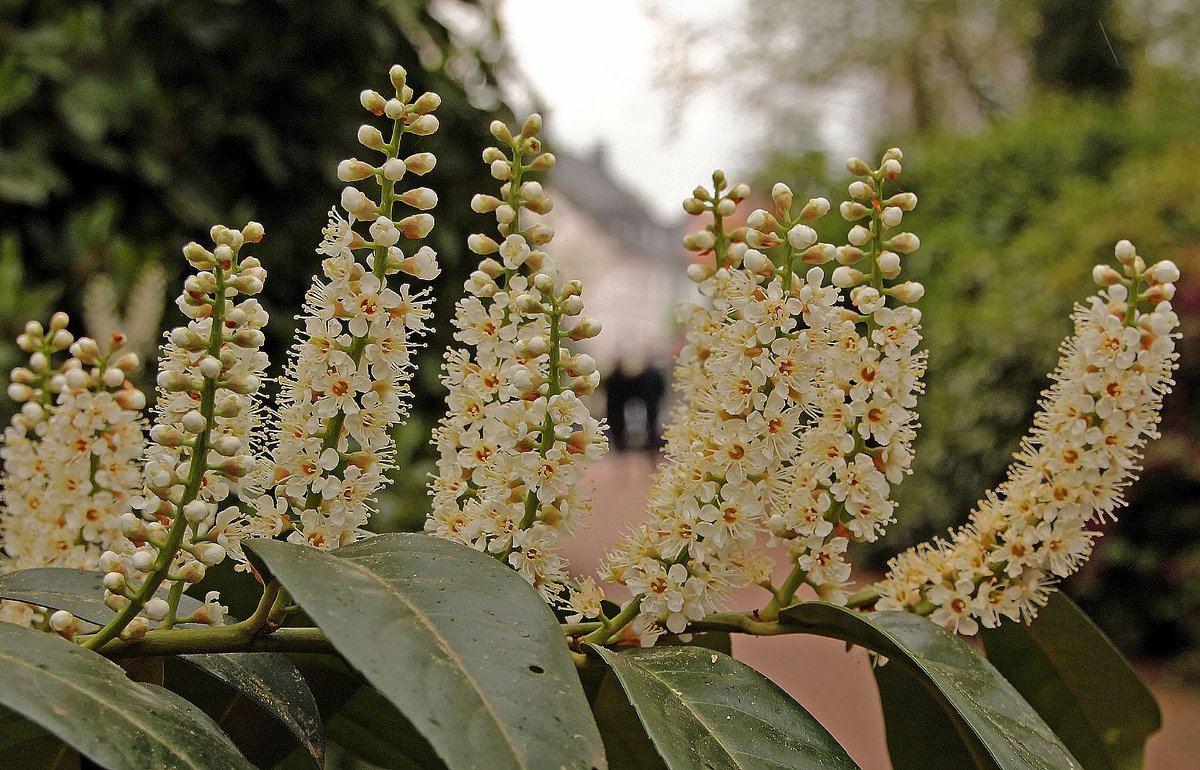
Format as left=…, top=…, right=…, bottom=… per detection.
left=179, top=652, right=324, bottom=768
left=980, top=592, right=1161, bottom=770
left=781, top=602, right=1082, bottom=770
left=590, top=669, right=668, bottom=770
left=0, top=623, right=254, bottom=769
left=0, top=567, right=201, bottom=625
left=246, top=534, right=607, bottom=770
left=588, top=644, right=860, bottom=770
left=0, top=569, right=113, bottom=625
left=874, top=654, right=982, bottom=770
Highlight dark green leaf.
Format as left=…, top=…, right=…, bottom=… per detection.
left=588, top=644, right=860, bottom=770
left=980, top=592, right=1161, bottom=770
left=0, top=569, right=112, bottom=625
left=179, top=652, right=324, bottom=769
left=0, top=706, right=78, bottom=770
left=323, top=684, right=449, bottom=770
left=0, top=568, right=201, bottom=626
left=246, top=534, right=607, bottom=770
left=0, top=623, right=255, bottom=769
left=137, top=683, right=241, bottom=753
left=781, top=602, right=1082, bottom=770
left=286, top=653, right=447, bottom=770
left=590, top=670, right=668, bottom=770
left=874, top=655, right=982, bottom=770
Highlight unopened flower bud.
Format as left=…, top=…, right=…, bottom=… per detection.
left=1114, top=240, right=1137, bottom=264
left=802, top=243, right=836, bottom=265
left=468, top=233, right=499, bottom=255
left=526, top=223, right=554, bottom=246
left=103, top=571, right=127, bottom=593
left=530, top=152, right=556, bottom=171
left=413, top=91, right=441, bottom=115
left=182, top=410, right=207, bottom=434
left=891, top=281, right=926, bottom=303
left=715, top=198, right=737, bottom=217
left=787, top=224, right=817, bottom=250
left=887, top=232, right=920, bottom=254
left=143, top=599, right=169, bottom=623
left=358, top=124, right=385, bottom=150
left=389, top=63, right=407, bottom=89
left=800, top=197, right=830, bottom=221
left=848, top=180, right=875, bottom=200
left=360, top=89, right=386, bottom=114
left=122, top=618, right=151, bottom=640
left=520, top=113, right=542, bottom=138
left=841, top=201, right=870, bottom=221
left=400, top=187, right=438, bottom=210
left=489, top=120, right=513, bottom=143
left=878, top=251, right=902, bottom=278
left=398, top=214, right=435, bottom=239
left=847, top=225, right=872, bottom=246
left=1092, top=264, right=1123, bottom=286
left=49, top=610, right=76, bottom=633
left=846, top=157, right=872, bottom=176
left=490, top=159, right=511, bottom=180
left=132, top=549, right=155, bottom=572
left=409, top=114, right=439, bottom=135
left=881, top=158, right=902, bottom=179
left=194, top=543, right=227, bottom=567
left=743, top=249, right=774, bottom=274
left=832, top=266, right=864, bottom=287
left=686, top=263, right=711, bottom=283
left=684, top=230, right=716, bottom=252
left=337, top=159, right=374, bottom=182
left=1149, top=260, right=1180, bottom=285
left=569, top=317, right=602, bottom=340
left=770, top=182, right=793, bottom=213
left=881, top=207, right=903, bottom=228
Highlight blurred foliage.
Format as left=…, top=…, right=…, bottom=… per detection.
left=0, top=0, right=512, bottom=526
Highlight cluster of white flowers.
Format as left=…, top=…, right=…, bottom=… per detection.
left=876, top=240, right=1180, bottom=635
left=240, top=64, right=441, bottom=552
left=426, top=114, right=607, bottom=602
left=88, top=222, right=270, bottom=637
left=0, top=317, right=146, bottom=626
left=597, top=154, right=926, bottom=638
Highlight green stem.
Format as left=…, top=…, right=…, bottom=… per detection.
left=758, top=564, right=809, bottom=622
left=581, top=594, right=643, bottom=645
left=98, top=626, right=334, bottom=659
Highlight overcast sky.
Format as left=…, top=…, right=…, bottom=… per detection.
left=499, top=0, right=749, bottom=224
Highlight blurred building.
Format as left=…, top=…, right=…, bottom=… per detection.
left=544, top=146, right=689, bottom=375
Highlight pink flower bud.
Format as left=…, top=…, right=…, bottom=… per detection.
left=887, top=232, right=920, bottom=254
left=398, top=214, right=435, bottom=239
left=337, top=159, right=374, bottom=182
left=414, top=91, right=442, bottom=115
left=891, top=281, right=926, bottom=303
left=800, top=197, right=830, bottom=221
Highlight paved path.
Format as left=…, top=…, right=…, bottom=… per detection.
left=563, top=452, right=1200, bottom=769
